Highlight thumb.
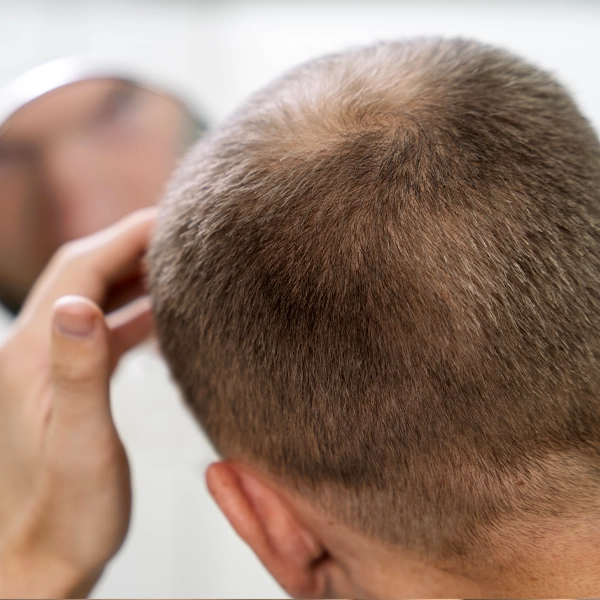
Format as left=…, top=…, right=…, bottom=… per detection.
left=51, top=295, right=112, bottom=427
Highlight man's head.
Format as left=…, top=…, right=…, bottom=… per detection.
left=149, top=38, right=600, bottom=597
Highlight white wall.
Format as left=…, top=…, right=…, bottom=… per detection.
left=1, top=1, right=599, bottom=597
left=1, top=1, right=600, bottom=130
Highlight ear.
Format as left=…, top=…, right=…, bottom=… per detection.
left=206, top=461, right=329, bottom=598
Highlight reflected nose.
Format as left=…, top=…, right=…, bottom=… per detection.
left=41, top=135, right=118, bottom=241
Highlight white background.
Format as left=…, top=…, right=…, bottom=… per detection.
left=0, top=1, right=599, bottom=597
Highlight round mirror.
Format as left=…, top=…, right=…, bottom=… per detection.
left=0, top=76, right=204, bottom=313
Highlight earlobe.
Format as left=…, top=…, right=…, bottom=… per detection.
left=206, top=461, right=329, bottom=598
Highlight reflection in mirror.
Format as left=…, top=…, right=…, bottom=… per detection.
left=0, top=78, right=204, bottom=313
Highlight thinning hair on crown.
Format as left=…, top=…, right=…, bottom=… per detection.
left=149, top=38, right=600, bottom=561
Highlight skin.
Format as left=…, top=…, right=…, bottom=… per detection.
left=207, top=460, right=600, bottom=598
left=0, top=209, right=155, bottom=597
left=0, top=79, right=192, bottom=312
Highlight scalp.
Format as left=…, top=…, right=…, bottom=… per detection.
left=149, top=38, right=600, bottom=562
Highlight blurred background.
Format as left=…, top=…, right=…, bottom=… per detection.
left=0, top=0, right=599, bottom=597
left=2, top=0, right=600, bottom=128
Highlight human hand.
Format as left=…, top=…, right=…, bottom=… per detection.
left=0, top=209, right=156, bottom=598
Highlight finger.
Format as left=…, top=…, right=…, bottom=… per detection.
left=20, top=208, right=156, bottom=329
left=50, top=296, right=112, bottom=429
left=107, top=296, right=154, bottom=370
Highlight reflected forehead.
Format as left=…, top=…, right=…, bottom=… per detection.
left=0, top=79, right=130, bottom=144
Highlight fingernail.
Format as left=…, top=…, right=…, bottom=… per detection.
left=54, top=299, right=96, bottom=338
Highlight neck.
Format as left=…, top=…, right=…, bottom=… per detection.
left=289, top=493, right=600, bottom=598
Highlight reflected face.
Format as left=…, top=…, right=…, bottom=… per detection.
left=0, top=78, right=198, bottom=312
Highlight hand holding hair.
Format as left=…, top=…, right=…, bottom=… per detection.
left=0, top=209, right=155, bottom=598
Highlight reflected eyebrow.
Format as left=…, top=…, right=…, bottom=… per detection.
left=88, top=80, right=139, bottom=119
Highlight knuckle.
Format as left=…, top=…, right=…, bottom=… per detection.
left=52, top=242, right=82, bottom=271
left=55, top=241, right=79, bottom=262
left=53, top=360, right=100, bottom=392
left=53, top=238, right=103, bottom=278
left=55, top=237, right=97, bottom=266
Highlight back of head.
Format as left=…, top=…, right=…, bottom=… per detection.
left=149, top=38, right=600, bottom=564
